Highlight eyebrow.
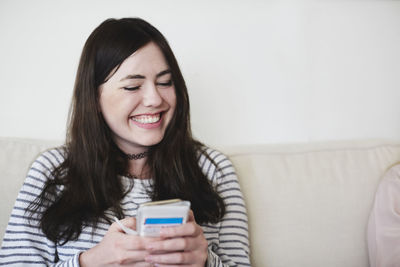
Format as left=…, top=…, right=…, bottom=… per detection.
left=156, top=69, right=171, bottom=78
left=120, top=69, right=171, bottom=82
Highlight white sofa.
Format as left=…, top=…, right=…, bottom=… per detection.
left=1, top=137, right=400, bottom=266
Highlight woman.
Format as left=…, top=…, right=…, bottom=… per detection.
left=0, top=18, right=250, bottom=266
left=367, top=164, right=400, bottom=267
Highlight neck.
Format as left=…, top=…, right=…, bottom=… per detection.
left=126, top=158, right=149, bottom=179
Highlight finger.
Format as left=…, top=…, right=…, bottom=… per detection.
left=115, top=250, right=150, bottom=264
left=114, top=235, right=163, bottom=251
left=146, top=237, right=198, bottom=252
left=187, top=209, right=195, bottom=222
left=145, top=251, right=196, bottom=265
left=159, top=221, right=202, bottom=238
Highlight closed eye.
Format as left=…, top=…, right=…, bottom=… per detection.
left=123, top=86, right=140, bottom=91
left=157, top=80, right=173, bottom=87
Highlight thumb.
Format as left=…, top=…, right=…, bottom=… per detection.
left=187, top=210, right=195, bottom=222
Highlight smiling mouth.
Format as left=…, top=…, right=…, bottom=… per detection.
left=131, top=113, right=161, bottom=124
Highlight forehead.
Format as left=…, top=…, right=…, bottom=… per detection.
left=112, top=42, right=170, bottom=79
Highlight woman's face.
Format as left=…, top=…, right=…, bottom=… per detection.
left=99, top=42, right=176, bottom=154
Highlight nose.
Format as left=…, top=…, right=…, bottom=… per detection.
left=141, top=82, right=163, bottom=107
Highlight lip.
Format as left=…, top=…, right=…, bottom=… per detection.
left=130, top=112, right=163, bottom=129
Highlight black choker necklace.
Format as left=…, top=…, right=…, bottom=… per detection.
left=125, top=151, right=148, bottom=160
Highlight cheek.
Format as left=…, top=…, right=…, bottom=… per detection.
left=100, top=93, right=129, bottom=123
left=99, top=95, right=114, bottom=118
left=165, top=88, right=177, bottom=110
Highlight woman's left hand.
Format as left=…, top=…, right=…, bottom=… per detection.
left=144, top=210, right=208, bottom=266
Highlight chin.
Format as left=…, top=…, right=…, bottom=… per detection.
left=138, top=137, right=165, bottom=147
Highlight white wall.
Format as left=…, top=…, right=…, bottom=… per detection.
left=1, top=0, right=399, bottom=146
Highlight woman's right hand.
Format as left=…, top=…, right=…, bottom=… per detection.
left=79, top=217, right=159, bottom=266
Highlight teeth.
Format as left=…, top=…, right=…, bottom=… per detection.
left=132, top=114, right=161, bottom=124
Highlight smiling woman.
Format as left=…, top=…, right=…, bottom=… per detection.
left=0, top=18, right=250, bottom=266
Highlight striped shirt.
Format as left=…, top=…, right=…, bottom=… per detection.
left=0, top=147, right=250, bottom=266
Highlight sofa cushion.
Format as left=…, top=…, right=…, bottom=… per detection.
left=222, top=140, right=400, bottom=267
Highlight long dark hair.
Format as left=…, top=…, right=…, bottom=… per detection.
left=28, top=18, right=225, bottom=244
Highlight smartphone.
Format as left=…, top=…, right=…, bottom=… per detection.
left=136, top=199, right=191, bottom=237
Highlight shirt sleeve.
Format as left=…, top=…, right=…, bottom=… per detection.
left=367, top=166, right=400, bottom=267
left=204, top=149, right=251, bottom=267
left=0, top=150, right=82, bottom=266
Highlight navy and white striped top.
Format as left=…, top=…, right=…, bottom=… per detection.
left=0, top=147, right=250, bottom=266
